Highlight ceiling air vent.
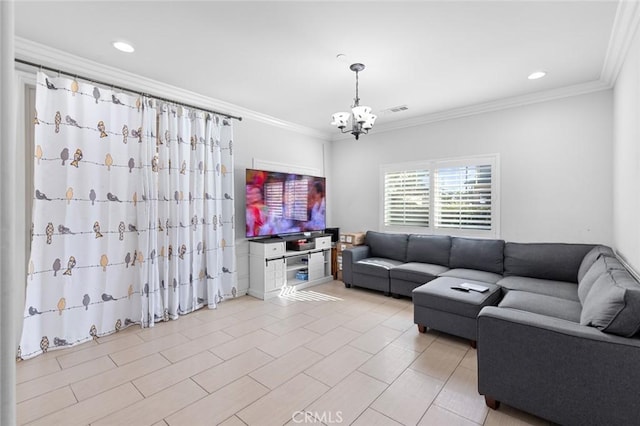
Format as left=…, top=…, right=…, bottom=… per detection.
left=386, top=105, right=409, bottom=113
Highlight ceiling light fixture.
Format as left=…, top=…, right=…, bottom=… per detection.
left=528, top=71, right=547, bottom=80
left=112, top=41, right=135, bottom=53
left=331, top=63, right=376, bottom=140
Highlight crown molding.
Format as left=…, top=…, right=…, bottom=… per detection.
left=601, top=0, right=640, bottom=86
left=18, top=0, right=636, bottom=146
left=14, top=37, right=331, bottom=141
left=331, top=79, right=611, bottom=141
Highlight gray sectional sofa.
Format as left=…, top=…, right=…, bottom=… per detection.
left=343, top=232, right=512, bottom=297
left=341, top=231, right=640, bottom=425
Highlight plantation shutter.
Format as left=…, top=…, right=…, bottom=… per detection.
left=383, top=169, right=430, bottom=226
left=434, top=164, right=492, bottom=230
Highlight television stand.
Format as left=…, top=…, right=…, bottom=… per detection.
left=248, top=234, right=333, bottom=300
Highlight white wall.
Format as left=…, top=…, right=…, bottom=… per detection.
left=331, top=90, right=613, bottom=245
left=613, top=25, right=640, bottom=273
left=233, top=118, right=330, bottom=293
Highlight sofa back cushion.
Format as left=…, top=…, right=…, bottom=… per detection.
left=449, top=237, right=505, bottom=274
left=504, top=243, right=594, bottom=283
left=578, top=255, right=626, bottom=304
left=577, top=245, right=616, bottom=283
left=365, top=231, right=409, bottom=262
left=580, top=269, right=640, bottom=337
left=406, top=235, right=451, bottom=266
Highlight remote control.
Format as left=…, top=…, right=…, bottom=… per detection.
left=460, top=282, right=489, bottom=292
left=450, top=286, right=470, bottom=292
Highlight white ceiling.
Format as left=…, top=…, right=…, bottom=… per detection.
left=15, top=1, right=620, bottom=137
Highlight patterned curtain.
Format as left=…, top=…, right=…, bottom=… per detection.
left=19, top=72, right=237, bottom=360
left=142, top=102, right=237, bottom=326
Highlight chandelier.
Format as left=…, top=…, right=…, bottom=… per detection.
left=331, top=63, right=377, bottom=140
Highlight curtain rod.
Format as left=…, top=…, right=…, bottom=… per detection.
left=15, top=58, right=243, bottom=121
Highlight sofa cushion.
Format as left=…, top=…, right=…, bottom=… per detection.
left=498, top=291, right=582, bottom=323
left=580, top=270, right=640, bottom=337
left=390, top=262, right=449, bottom=283
left=497, top=276, right=579, bottom=302
left=449, top=237, right=505, bottom=274
left=439, top=268, right=503, bottom=284
left=353, top=258, right=405, bottom=278
left=578, top=255, right=626, bottom=304
left=504, top=242, right=594, bottom=283
left=577, top=245, right=616, bottom=283
left=406, top=234, right=451, bottom=266
left=365, top=231, right=409, bottom=263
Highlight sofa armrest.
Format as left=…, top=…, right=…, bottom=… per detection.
left=478, top=306, right=640, bottom=425
left=342, top=246, right=370, bottom=285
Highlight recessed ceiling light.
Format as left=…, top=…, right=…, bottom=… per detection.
left=113, top=41, right=135, bottom=53
left=528, top=71, right=547, bottom=80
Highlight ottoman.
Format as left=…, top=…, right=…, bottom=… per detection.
left=413, top=277, right=502, bottom=347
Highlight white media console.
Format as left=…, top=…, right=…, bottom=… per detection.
left=248, top=235, right=333, bottom=300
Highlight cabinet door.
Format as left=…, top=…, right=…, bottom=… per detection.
left=308, top=251, right=324, bottom=266
left=265, top=258, right=285, bottom=292
left=307, top=251, right=327, bottom=281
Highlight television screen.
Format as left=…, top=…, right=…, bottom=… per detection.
left=246, top=168, right=326, bottom=238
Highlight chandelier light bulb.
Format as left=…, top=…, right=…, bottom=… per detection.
left=352, top=106, right=372, bottom=123
left=331, top=112, right=351, bottom=129
left=362, top=114, right=377, bottom=130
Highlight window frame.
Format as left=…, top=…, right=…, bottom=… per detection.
left=379, top=154, right=500, bottom=238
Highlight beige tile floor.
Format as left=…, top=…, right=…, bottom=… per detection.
left=16, top=280, right=551, bottom=426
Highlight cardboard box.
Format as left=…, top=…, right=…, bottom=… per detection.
left=337, top=270, right=343, bottom=281
left=339, top=232, right=366, bottom=245
left=337, top=243, right=354, bottom=252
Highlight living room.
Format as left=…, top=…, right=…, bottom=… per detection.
left=1, top=1, right=640, bottom=425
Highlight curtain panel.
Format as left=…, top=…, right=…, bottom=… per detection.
left=19, top=72, right=237, bottom=360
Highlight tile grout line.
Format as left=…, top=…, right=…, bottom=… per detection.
left=368, top=405, right=406, bottom=425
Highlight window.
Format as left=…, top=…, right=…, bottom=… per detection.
left=381, top=155, right=499, bottom=237
left=384, top=169, right=430, bottom=227
left=434, top=163, right=492, bottom=231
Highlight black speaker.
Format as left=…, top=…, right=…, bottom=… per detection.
left=325, top=227, right=340, bottom=243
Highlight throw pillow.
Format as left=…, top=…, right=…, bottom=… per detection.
left=580, top=270, right=640, bottom=337
left=577, top=245, right=616, bottom=283
left=578, top=255, right=625, bottom=304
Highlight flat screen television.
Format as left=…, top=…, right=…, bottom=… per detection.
left=246, top=168, right=326, bottom=238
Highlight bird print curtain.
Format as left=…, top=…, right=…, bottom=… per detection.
left=142, top=102, right=237, bottom=326
left=20, top=72, right=237, bottom=360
